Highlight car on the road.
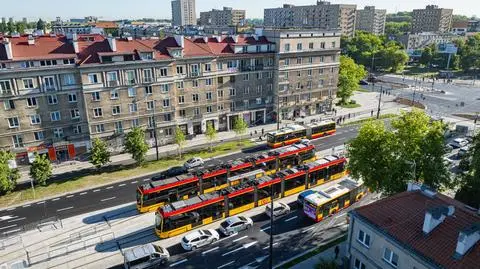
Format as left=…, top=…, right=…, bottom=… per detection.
left=265, top=202, right=291, bottom=219
left=219, top=216, right=253, bottom=235
left=152, top=166, right=187, bottom=181
left=123, top=243, right=169, bottom=269
left=295, top=138, right=311, bottom=146
left=184, top=157, right=204, bottom=169
left=359, top=80, right=369, bottom=85
left=297, top=190, right=318, bottom=205
left=181, top=229, right=220, bottom=251
left=450, top=138, right=468, bottom=148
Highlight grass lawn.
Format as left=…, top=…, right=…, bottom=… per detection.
left=402, top=66, right=439, bottom=78
left=355, top=88, right=370, bottom=93
left=339, top=103, right=361, bottom=109
left=343, top=113, right=398, bottom=126
left=0, top=140, right=253, bottom=208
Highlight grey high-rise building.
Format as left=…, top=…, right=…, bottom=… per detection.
left=264, top=1, right=357, bottom=36
left=171, top=0, right=197, bottom=26
left=412, top=5, right=453, bottom=33
left=355, top=6, right=386, bottom=35
left=200, top=7, right=246, bottom=26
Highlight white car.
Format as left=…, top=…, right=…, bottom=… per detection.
left=181, top=229, right=220, bottom=251
left=265, top=202, right=291, bottom=219
left=219, top=216, right=253, bottom=236
left=458, top=146, right=470, bottom=158
left=450, top=138, right=468, bottom=149
left=184, top=157, right=204, bottom=169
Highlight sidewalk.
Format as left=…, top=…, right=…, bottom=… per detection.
left=290, top=241, right=347, bottom=269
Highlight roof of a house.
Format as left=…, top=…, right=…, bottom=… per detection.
left=92, top=21, right=118, bottom=29
left=453, top=21, right=469, bottom=29
left=352, top=190, right=480, bottom=269
left=0, top=35, right=76, bottom=61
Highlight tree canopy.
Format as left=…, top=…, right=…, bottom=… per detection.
left=174, top=126, right=186, bottom=158
left=337, top=56, right=367, bottom=105
left=29, top=153, right=52, bottom=186
left=89, top=138, right=111, bottom=168
left=205, top=122, right=217, bottom=152
left=124, top=127, right=149, bottom=164
left=347, top=110, right=451, bottom=195
left=0, top=151, right=20, bottom=194
left=456, top=33, right=480, bottom=72
left=455, top=133, right=480, bottom=208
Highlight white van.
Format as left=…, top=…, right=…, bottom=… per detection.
left=124, top=243, right=169, bottom=269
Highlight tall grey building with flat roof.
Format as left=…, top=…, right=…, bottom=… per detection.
left=412, top=5, right=453, bottom=33
left=264, top=1, right=357, bottom=37
left=171, top=0, right=197, bottom=26
left=355, top=6, right=386, bottom=35
left=200, top=7, right=246, bottom=26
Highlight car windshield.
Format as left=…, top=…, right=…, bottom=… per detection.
left=182, top=237, right=189, bottom=243
left=153, top=245, right=164, bottom=254
left=187, top=159, right=195, bottom=163
left=203, top=230, right=212, bottom=236
left=238, top=216, right=247, bottom=221
left=220, top=221, right=229, bottom=228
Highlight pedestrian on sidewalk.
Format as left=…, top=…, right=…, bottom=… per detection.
left=371, top=110, right=374, bottom=117
left=261, top=128, right=264, bottom=135
left=334, top=245, right=340, bottom=259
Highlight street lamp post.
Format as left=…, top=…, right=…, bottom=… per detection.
left=412, top=77, right=417, bottom=107
left=376, top=86, right=383, bottom=119
left=152, top=100, right=159, bottom=161
left=269, top=183, right=274, bottom=269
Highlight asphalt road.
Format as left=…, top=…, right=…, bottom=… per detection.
left=0, top=125, right=360, bottom=237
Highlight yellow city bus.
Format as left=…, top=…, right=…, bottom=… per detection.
left=267, top=121, right=336, bottom=148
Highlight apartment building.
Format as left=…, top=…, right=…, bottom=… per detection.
left=0, top=30, right=339, bottom=163
left=355, top=6, right=386, bottom=35
left=347, top=182, right=480, bottom=269
left=412, top=5, right=453, bottom=33
left=398, top=32, right=462, bottom=50
left=171, top=0, right=197, bottom=26
left=264, top=1, right=357, bottom=37
left=200, top=7, right=246, bottom=26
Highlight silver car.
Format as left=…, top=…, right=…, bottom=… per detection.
left=219, top=216, right=253, bottom=236
left=123, top=243, right=169, bottom=269
left=181, top=229, right=220, bottom=251
left=265, top=202, right=291, bottom=219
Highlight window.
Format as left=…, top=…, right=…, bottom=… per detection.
left=177, top=95, right=185, bottom=104
left=22, top=78, right=34, bottom=89
left=192, top=80, right=199, bottom=88
left=114, top=121, right=123, bottom=133
left=204, top=63, right=211, bottom=72
left=205, top=78, right=213, bottom=86
left=93, top=108, right=103, bottom=117
left=43, top=76, right=55, bottom=91
left=217, top=62, right=223, bottom=71
left=256, top=85, right=263, bottom=93
left=319, top=79, right=324, bottom=87
left=143, top=69, right=153, bottom=81
left=40, top=60, right=57, bottom=66
left=110, top=89, right=119, bottom=99
left=12, top=135, right=23, bottom=148
left=73, top=125, right=82, bottom=134
left=383, top=248, right=399, bottom=267
left=267, top=84, right=273, bottom=92
left=308, top=57, right=313, bottom=64
left=159, top=68, right=168, bottom=77
left=179, top=109, right=186, bottom=117
left=244, top=87, right=250, bottom=95
left=53, top=127, right=63, bottom=138
left=194, top=107, right=200, bottom=116
left=70, top=109, right=80, bottom=119
left=320, top=42, right=325, bottom=49
left=332, top=55, right=337, bottom=62
left=284, top=58, right=290, bottom=66
left=0, top=80, right=12, bottom=94
left=128, top=103, right=138, bottom=113
left=88, top=73, right=99, bottom=84
left=94, top=124, right=105, bottom=133
left=91, top=92, right=100, bottom=101
left=229, top=88, right=236, bottom=96
left=63, top=74, right=75, bottom=85
left=284, top=44, right=290, bottom=52
left=4, top=100, right=15, bottom=110
left=354, top=259, right=366, bottom=269
left=217, top=90, right=224, bottom=98
left=230, top=101, right=235, bottom=111
left=296, top=82, right=301, bottom=89
left=164, top=128, right=173, bottom=136
left=27, top=97, right=37, bottom=107
left=206, top=92, right=212, bottom=100
left=320, top=56, right=325, bottom=63
left=8, top=117, right=19, bottom=128
left=267, top=72, right=273, bottom=79
left=23, top=61, right=34, bottom=68
left=148, top=117, right=155, bottom=128
left=163, top=99, right=170, bottom=107
left=176, top=66, right=184, bottom=75
left=309, top=42, right=314, bottom=49
left=243, top=73, right=249, bottom=81
left=144, top=86, right=152, bottom=95
left=127, top=87, right=136, bottom=97
left=164, top=113, right=172, bottom=122
left=256, top=98, right=262, bottom=105
left=357, top=230, right=371, bottom=247
left=131, top=118, right=139, bottom=127
left=297, top=58, right=302, bottom=65
left=227, top=61, right=237, bottom=68
left=106, top=72, right=118, bottom=82
left=218, top=104, right=224, bottom=111
left=176, top=81, right=184, bottom=89
left=63, top=58, right=75, bottom=65
left=146, top=100, right=155, bottom=111
left=34, top=131, right=44, bottom=141
left=192, top=93, right=199, bottom=102
left=112, top=105, right=121, bottom=115
left=160, top=84, right=170, bottom=93
left=296, top=43, right=302, bottom=51
left=50, top=111, right=61, bottom=121
left=331, top=41, right=336, bottom=48
left=307, top=81, right=312, bottom=89
left=256, top=72, right=262, bottom=80
left=206, top=106, right=212, bottom=113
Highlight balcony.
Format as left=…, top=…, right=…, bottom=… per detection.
left=125, top=78, right=137, bottom=86
left=107, top=80, right=120, bottom=87
left=188, top=71, right=200, bottom=78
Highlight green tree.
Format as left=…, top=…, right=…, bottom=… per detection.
left=380, top=42, right=409, bottom=72
left=233, top=117, right=248, bottom=145
left=385, top=21, right=411, bottom=37
left=6, top=21, right=15, bottom=34
left=174, top=126, right=186, bottom=158
left=0, top=21, right=6, bottom=33
left=419, top=46, right=435, bottom=67
left=458, top=33, right=480, bottom=72
left=15, top=22, right=26, bottom=34
left=36, top=19, right=45, bottom=31
left=337, top=56, right=367, bottom=105
left=456, top=133, right=480, bottom=207
left=347, top=110, right=451, bottom=195
left=124, top=127, right=149, bottom=164
left=0, top=151, right=20, bottom=194
left=205, top=122, right=217, bottom=152
left=29, top=153, right=52, bottom=186
left=315, top=260, right=338, bottom=269
left=89, top=138, right=111, bottom=168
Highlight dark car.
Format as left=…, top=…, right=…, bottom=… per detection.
left=359, top=80, right=369, bottom=85
left=152, top=166, right=187, bottom=181
left=367, top=75, right=379, bottom=83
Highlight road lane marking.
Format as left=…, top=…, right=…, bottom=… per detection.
left=51, top=198, right=60, bottom=201
left=0, top=224, right=17, bottom=230
left=262, top=242, right=279, bottom=250
left=3, top=228, right=21, bottom=235
left=106, top=186, right=114, bottom=190
left=118, top=183, right=126, bottom=187
left=93, top=189, right=100, bottom=192
left=222, top=246, right=244, bottom=256
left=79, top=192, right=87, bottom=196
left=143, top=178, right=149, bottom=182
left=284, top=216, right=298, bottom=222
left=217, top=261, right=235, bottom=269
left=37, top=201, right=45, bottom=204
left=66, top=195, right=74, bottom=198
left=302, top=226, right=316, bottom=233
left=57, top=206, right=74, bottom=212
left=169, top=259, right=187, bottom=267
left=6, top=208, right=15, bottom=211
left=7, top=217, right=26, bottom=223
left=101, top=197, right=116, bottom=202
left=22, top=204, right=31, bottom=208
left=202, top=246, right=219, bottom=255
left=0, top=215, right=16, bottom=221
left=130, top=181, right=138, bottom=184
left=260, top=226, right=271, bottom=232
left=213, top=233, right=238, bottom=244
left=233, top=235, right=248, bottom=242
left=335, top=212, right=346, bottom=219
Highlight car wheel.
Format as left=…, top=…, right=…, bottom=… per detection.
left=191, top=246, right=197, bottom=251
left=211, top=238, right=217, bottom=243
left=160, top=259, right=167, bottom=265
left=246, top=224, right=252, bottom=230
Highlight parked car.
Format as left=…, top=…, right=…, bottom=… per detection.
left=297, top=190, right=318, bottom=205
left=359, top=80, right=369, bottom=85
left=152, top=166, right=187, bottom=181
left=219, top=216, right=253, bottom=236
left=443, top=156, right=454, bottom=167
left=450, top=138, right=468, bottom=148
left=181, top=229, right=220, bottom=251
left=184, top=157, right=204, bottom=169
left=458, top=146, right=470, bottom=158
left=265, top=202, right=291, bottom=219
left=444, top=144, right=454, bottom=153
left=123, top=243, right=169, bottom=269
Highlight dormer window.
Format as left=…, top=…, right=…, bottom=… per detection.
left=102, top=56, right=113, bottom=63
left=140, top=52, right=154, bottom=60
left=40, top=60, right=57, bottom=66
left=63, top=58, right=75, bottom=65
left=124, top=55, right=134, bottom=61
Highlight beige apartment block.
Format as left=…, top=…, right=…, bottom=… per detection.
left=412, top=5, right=453, bottom=33
left=200, top=7, right=246, bottom=26
left=355, top=6, right=386, bottom=35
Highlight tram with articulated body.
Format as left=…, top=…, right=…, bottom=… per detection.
left=303, top=178, right=367, bottom=222
left=154, top=155, right=347, bottom=238
left=136, top=143, right=316, bottom=213
left=267, top=121, right=336, bottom=148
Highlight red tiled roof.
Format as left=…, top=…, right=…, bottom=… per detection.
left=0, top=35, right=76, bottom=61
left=92, top=21, right=118, bottom=29
left=453, top=21, right=469, bottom=29
left=353, top=190, right=480, bottom=269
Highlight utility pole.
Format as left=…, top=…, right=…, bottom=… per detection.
left=269, top=183, right=274, bottom=269
left=412, top=77, right=417, bottom=107
left=376, top=86, right=383, bottom=119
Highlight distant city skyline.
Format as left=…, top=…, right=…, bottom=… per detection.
left=1, top=0, right=478, bottom=21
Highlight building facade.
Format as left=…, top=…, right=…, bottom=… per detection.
left=200, top=7, right=246, bottom=26
left=412, top=5, right=453, bottom=33
left=264, top=1, right=357, bottom=37
left=398, top=32, right=462, bottom=50
left=0, top=30, right=340, bottom=163
left=346, top=182, right=480, bottom=269
left=171, top=0, right=197, bottom=26
left=355, top=6, right=386, bottom=35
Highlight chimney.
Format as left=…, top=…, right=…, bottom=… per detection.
left=126, top=36, right=133, bottom=41
left=107, top=37, right=117, bottom=52
left=233, top=35, right=239, bottom=43
left=407, top=182, right=437, bottom=198
left=27, top=35, right=35, bottom=45
left=422, top=205, right=455, bottom=234
left=174, top=35, right=184, bottom=48
left=203, top=36, right=208, bottom=43
left=454, top=223, right=480, bottom=259
left=2, top=38, right=13, bottom=60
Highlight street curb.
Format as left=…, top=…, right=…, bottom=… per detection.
left=273, top=232, right=347, bottom=269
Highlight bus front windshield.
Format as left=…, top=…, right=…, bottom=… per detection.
left=267, top=134, right=276, bottom=143
left=136, top=189, right=142, bottom=205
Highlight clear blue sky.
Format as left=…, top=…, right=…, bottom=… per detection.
left=3, top=0, right=478, bottom=21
